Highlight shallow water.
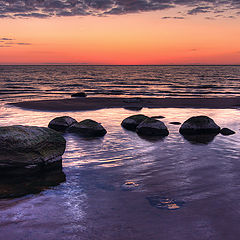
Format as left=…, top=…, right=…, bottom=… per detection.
left=0, top=104, right=240, bottom=239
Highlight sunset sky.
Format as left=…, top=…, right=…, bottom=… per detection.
left=0, top=0, right=240, bottom=65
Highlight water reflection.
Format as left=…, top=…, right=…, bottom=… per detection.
left=182, top=133, right=218, bottom=145
left=0, top=169, right=66, bottom=199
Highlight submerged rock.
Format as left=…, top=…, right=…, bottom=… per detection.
left=68, top=119, right=107, bottom=137
left=179, top=116, right=220, bottom=135
left=48, top=116, right=77, bottom=131
left=71, top=92, right=87, bottom=97
left=0, top=125, right=66, bottom=177
left=121, top=181, right=139, bottom=191
left=146, top=196, right=185, bottom=210
left=136, top=118, right=169, bottom=136
left=220, top=128, right=235, bottom=135
left=121, top=114, right=149, bottom=131
left=123, top=98, right=141, bottom=103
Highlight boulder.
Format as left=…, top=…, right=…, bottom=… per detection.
left=121, top=114, right=149, bottom=131
left=179, top=116, right=220, bottom=135
left=48, top=116, right=77, bottom=131
left=71, top=92, right=87, bottom=97
left=136, top=118, right=169, bottom=136
left=68, top=119, right=107, bottom=137
left=0, top=125, right=66, bottom=177
left=220, top=128, right=235, bottom=135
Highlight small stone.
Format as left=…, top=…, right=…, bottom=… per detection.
left=71, top=92, right=87, bottom=97
left=151, top=116, right=165, bottom=119
left=124, top=105, right=143, bottom=111
left=220, top=128, right=235, bottom=135
left=169, top=122, right=181, bottom=125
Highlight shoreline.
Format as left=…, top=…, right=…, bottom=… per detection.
left=10, top=97, right=240, bottom=111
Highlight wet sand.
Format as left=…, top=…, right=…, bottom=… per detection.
left=11, top=97, right=240, bottom=111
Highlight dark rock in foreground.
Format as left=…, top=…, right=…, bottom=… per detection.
left=48, top=116, right=77, bottom=131
left=136, top=118, right=169, bottom=136
left=179, top=116, right=220, bottom=135
left=71, top=92, right=87, bottom=97
left=220, top=128, right=235, bottom=135
left=0, top=125, right=66, bottom=177
left=121, top=114, right=149, bottom=131
left=68, top=119, right=107, bottom=137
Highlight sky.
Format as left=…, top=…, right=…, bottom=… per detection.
left=0, top=0, right=240, bottom=65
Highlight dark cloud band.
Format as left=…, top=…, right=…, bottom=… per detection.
left=0, top=0, right=239, bottom=18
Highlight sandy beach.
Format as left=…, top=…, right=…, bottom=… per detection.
left=11, top=97, right=240, bottom=111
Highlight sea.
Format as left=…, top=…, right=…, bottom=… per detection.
left=0, top=65, right=240, bottom=103
left=0, top=65, right=240, bottom=240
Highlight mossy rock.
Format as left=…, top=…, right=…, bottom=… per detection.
left=68, top=119, right=107, bottom=137
left=0, top=125, right=66, bottom=177
left=179, top=116, right=220, bottom=135
left=121, top=114, right=149, bottom=131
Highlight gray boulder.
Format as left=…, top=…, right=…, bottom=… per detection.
left=220, top=128, right=235, bottom=135
left=136, top=118, right=169, bottom=136
left=0, top=125, right=66, bottom=177
left=48, top=116, right=77, bottom=131
left=179, top=116, right=220, bottom=135
left=121, top=114, right=149, bottom=131
left=68, top=119, right=107, bottom=137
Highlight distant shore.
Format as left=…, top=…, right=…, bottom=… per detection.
left=10, top=97, right=240, bottom=111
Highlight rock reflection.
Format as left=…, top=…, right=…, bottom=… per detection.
left=182, top=133, right=218, bottom=145
left=138, top=134, right=167, bottom=142
left=0, top=169, right=66, bottom=199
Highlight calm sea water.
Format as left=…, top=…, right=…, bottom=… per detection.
left=0, top=65, right=240, bottom=239
left=0, top=65, right=240, bottom=103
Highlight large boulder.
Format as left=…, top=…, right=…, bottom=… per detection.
left=121, top=114, right=149, bottom=131
left=48, top=116, right=77, bottom=131
left=179, top=116, right=220, bottom=135
left=136, top=118, right=169, bottom=136
left=0, top=125, right=66, bottom=177
left=68, top=119, right=107, bottom=137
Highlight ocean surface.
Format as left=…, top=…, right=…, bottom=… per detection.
left=0, top=65, right=240, bottom=103
left=0, top=65, right=240, bottom=240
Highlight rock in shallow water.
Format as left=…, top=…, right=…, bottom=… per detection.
left=220, top=128, right=235, bottom=135
left=179, top=116, right=220, bottom=135
left=136, top=118, right=169, bottom=136
left=48, top=116, right=77, bottom=131
left=0, top=125, right=66, bottom=177
left=68, top=119, right=107, bottom=137
left=121, top=114, right=149, bottom=131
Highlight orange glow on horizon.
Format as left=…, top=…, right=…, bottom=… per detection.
left=0, top=11, right=240, bottom=65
